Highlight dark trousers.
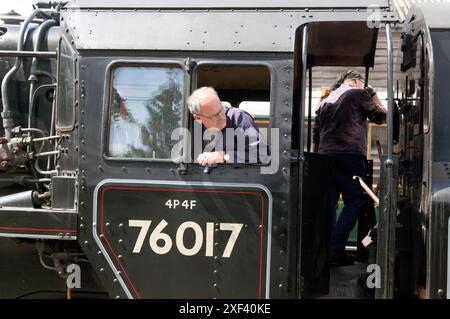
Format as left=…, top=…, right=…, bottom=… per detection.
left=330, top=153, right=368, bottom=251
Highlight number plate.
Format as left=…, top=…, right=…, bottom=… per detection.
left=94, top=180, right=271, bottom=299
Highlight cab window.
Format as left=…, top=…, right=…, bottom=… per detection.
left=56, top=37, right=75, bottom=131
left=194, top=63, right=272, bottom=164
left=107, top=65, right=184, bottom=160
left=195, top=63, right=272, bottom=141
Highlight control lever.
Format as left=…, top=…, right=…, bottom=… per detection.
left=203, top=164, right=217, bottom=174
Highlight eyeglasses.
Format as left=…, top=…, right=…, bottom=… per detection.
left=197, top=104, right=225, bottom=120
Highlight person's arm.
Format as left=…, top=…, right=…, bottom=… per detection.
left=361, top=87, right=386, bottom=124
left=312, top=107, right=321, bottom=152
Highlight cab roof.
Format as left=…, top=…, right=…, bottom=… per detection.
left=408, top=4, right=450, bottom=29
left=65, top=0, right=391, bottom=10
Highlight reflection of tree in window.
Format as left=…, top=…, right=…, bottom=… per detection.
left=109, top=67, right=183, bottom=159
left=129, top=69, right=182, bottom=158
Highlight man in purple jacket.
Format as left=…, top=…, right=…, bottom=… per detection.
left=312, top=70, right=386, bottom=266
left=187, top=87, right=268, bottom=166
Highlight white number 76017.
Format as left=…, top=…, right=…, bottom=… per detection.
left=128, top=219, right=243, bottom=258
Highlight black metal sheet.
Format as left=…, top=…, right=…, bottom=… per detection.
left=0, top=209, right=77, bottom=239
left=94, top=181, right=271, bottom=298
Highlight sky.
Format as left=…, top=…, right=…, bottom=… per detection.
left=0, top=0, right=35, bottom=15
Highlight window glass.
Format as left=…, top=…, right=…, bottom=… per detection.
left=56, top=38, right=75, bottom=130
left=108, top=66, right=184, bottom=159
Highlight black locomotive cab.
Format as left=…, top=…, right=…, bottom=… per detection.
left=0, top=0, right=448, bottom=300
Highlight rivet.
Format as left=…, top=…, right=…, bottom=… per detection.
left=119, top=223, right=124, bottom=228
left=105, top=222, right=110, bottom=227
left=115, top=296, right=120, bottom=299
left=279, top=267, right=285, bottom=272
left=79, top=224, right=84, bottom=229
left=118, top=239, right=123, bottom=243
left=279, top=284, right=284, bottom=288
left=118, top=254, right=123, bottom=259
left=97, top=251, right=102, bottom=255
left=113, top=278, right=118, bottom=283
left=99, top=234, right=103, bottom=238
left=99, top=268, right=104, bottom=272
left=84, top=240, right=89, bottom=245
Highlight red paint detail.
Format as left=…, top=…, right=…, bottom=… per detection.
left=100, top=185, right=267, bottom=299
left=259, top=193, right=264, bottom=299
left=101, top=188, right=141, bottom=299
left=0, top=226, right=76, bottom=233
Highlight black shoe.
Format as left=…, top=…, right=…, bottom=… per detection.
left=331, top=250, right=355, bottom=266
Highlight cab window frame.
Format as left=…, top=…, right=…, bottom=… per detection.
left=103, top=60, right=187, bottom=163
left=55, top=36, right=76, bottom=132
left=191, top=60, right=274, bottom=166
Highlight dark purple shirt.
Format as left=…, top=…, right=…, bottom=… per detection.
left=312, top=85, right=386, bottom=156
left=202, top=107, right=269, bottom=164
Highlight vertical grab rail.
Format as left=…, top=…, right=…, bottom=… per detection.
left=296, top=24, right=308, bottom=299
left=386, top=23, right=394, bottom=165
left=376, top=22, right=397, bottom=299
left=299, top=25, right=308, bottom=163
left=307, top=68, right=312, bottom=152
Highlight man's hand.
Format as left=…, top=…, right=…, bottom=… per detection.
left=197, top=151, right=224, bottom=166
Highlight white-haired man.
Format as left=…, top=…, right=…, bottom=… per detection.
left=186, top=87, right=268, bottom=166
